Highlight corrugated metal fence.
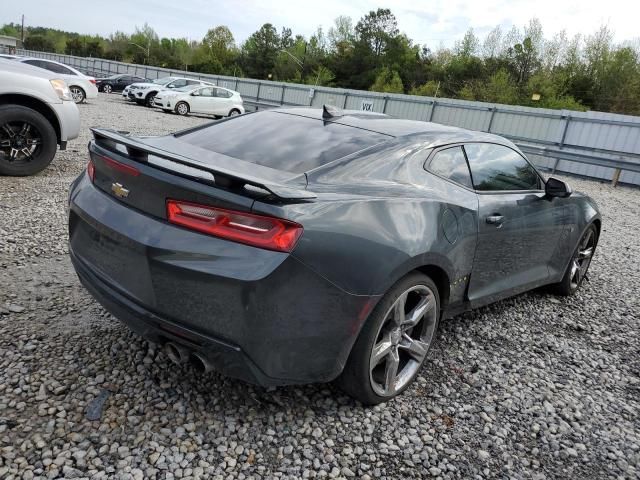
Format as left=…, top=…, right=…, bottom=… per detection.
left=12, top=49, right=640, bottom=186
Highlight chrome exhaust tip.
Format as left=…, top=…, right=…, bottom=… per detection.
left=164, top=342, right=189, bottom=365
left=190, top=352, right=213, bottom=374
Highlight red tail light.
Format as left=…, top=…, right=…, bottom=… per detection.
left=89, top=78, right=96, bottom=84
left=166, top=200, right=303, bottom=253
left=98, top=154, right=140, bottom=176
left=87, top=159, right=95, bottom=182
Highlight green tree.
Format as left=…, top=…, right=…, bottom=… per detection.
left=24, top=35, right=56, bottom=52
left=240, top=23, right=280, bottom=79
left=370, top=67, right=403, bottom=93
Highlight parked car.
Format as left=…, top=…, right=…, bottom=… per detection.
left=96, top=74, right=149, bottom=93
left=126, top=77, right=212, bottom=107
left=68, top=106, right=601, bottom=404
left=0, top=58, right=80, bottom=175
left=13, top=57, right=98, bottom=103
left=154, top=85, right=244, bottom=117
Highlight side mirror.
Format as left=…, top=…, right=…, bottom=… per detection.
left=191, top=91, right=199, bottom=96
left=168, top=84, right=175, bottom=88
left=545, top=177, right=572, bottom=198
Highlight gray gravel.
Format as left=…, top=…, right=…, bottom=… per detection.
left=1, top=93, right=639, bottom=479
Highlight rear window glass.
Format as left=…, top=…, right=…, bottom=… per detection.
left=175, top=111, right=391, bottom=173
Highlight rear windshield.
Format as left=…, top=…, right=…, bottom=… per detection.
left=175, top=111, right=391, bottom=173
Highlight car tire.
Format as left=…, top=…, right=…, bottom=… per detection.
left=549, top=224, right=598, bottom=296
left=70, top=86, right=86, bottom=104
left=145, top=92, right=157, bottom=107
left=103, top=84, right=112, bottom=94
left=0, top=105, right=57, bottom=176
left=228, top=109, right=241, bottom=116
left=338, top=272, right=440, bottom=405
left=175, top=102, right=189, bottom=116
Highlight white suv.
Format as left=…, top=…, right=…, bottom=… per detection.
left=0, top=59, right=80, bottom=175
left=126, top=76, right=212, bottom=107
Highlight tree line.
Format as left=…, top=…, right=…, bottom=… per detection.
left=2, top=10, right=639, bottom=114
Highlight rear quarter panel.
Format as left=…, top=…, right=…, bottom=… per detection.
left=253, top=142, right=479, bottom=304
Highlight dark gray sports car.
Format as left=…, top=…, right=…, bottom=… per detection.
left=68, top=106, right=600, bottom=404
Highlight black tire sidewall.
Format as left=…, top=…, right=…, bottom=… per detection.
left=71, top=86, right=85, bottom=103
left=146, top=93, right=156, bottom=107
left=175, top=102, right=189, bottom=115
left=339, top=272, right=440, bottom=405
left=555, top=224, right=598, bottom=296
left=0, top=105, right=57, bottom=176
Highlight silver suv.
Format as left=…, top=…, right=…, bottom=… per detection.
left=0, top=58, right=80, bottom=175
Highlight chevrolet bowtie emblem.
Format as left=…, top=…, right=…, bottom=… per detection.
left=111, top=182, right=130, bottom=198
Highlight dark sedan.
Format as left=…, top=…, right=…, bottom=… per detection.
left=96, top=74, right=148, bottom=93
left=68, top=106, right=600, bottom=404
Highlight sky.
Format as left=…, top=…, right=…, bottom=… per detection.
left=2, top=0, right=638, bottom=47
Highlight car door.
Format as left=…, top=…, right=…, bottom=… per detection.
left=188, top=87, right=213, bottom=113
left=464, top=142, right=567, bottom=306
left=213, top=88, right=233, bottom=115
left=116, top=76, right=131, bottom=91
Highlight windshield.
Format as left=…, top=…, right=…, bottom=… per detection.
left=153, top=77, right=174, bottom=85
left=175, top=111, right=391, bottom=173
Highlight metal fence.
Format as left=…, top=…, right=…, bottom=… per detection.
left=11, top=49, right=640, bottom=186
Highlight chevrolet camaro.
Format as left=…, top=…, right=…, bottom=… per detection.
left=68, top=106, right=600, bottom=404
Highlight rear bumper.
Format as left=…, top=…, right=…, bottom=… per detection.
left=71, top=250, right=271, bottom=385
left=68, top=175, right=371, bottom=386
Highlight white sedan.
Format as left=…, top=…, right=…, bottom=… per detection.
left=14, top=57, right=98, bottom=104
left=154, top=85, right=245, bottom=117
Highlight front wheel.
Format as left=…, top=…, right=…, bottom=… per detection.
left=103, top=84, right=113, bottom=94
left=550, top=224, right=598, bottom=296
left=0, top=105, right=57, bottom=176
left=145, top=92, right=157, bottom=107
left=338, top=272, right=440, bottom=405
left=175, top=102, right=189, bottom=116
left=70, top=86, right=85, bottom=104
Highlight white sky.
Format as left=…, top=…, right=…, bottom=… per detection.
left=3, top=0, right=639, bottom=47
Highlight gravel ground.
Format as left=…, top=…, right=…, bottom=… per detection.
left=0, top=94, right=639, bottom=480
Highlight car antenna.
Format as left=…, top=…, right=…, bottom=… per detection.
left=322, top=104, right=343, bottom=119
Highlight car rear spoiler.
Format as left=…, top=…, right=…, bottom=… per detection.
left=90, top=128, right=316, bottom=200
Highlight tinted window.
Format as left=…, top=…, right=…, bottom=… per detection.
left=428, top=146, right=472, bottom=188
left=40, top=61, right=74, bottom=75
left=215, top=88, right=232, bottom=98
left=464, top=143, right=541, bottom=191
left=168, top=79, right=187, bottom=88
left=176, top=111, right=391, bottom=173
left=186, top=80, right=200, bottom=85
left=24, top=59, right=44, bottom=68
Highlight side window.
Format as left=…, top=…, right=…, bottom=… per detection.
left=428, top=146, right=473, bottom=188
left=170, top=79, right=187, bottom=88
left=186, top=80, right=200, bottom=86
left=464, top=143, right=541, bottom=191
left=41, top=61, right=74, bottom=75
left=24, top=59, right=44, bottom=68
left=198, top=87, right=214, bottom=97
left=215, top=88, right=232, bottom=98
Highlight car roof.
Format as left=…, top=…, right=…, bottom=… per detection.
left=0, top=57, right=57, bottom=79
left=17, top=56, right=84, bottom=75
left=274, top=107, right=516, bottom=149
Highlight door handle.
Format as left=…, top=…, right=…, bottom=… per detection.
left=486, top=215, right=504, bottom=225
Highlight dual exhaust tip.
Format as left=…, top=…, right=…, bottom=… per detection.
left=164, top=342, right=211, bottom=374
